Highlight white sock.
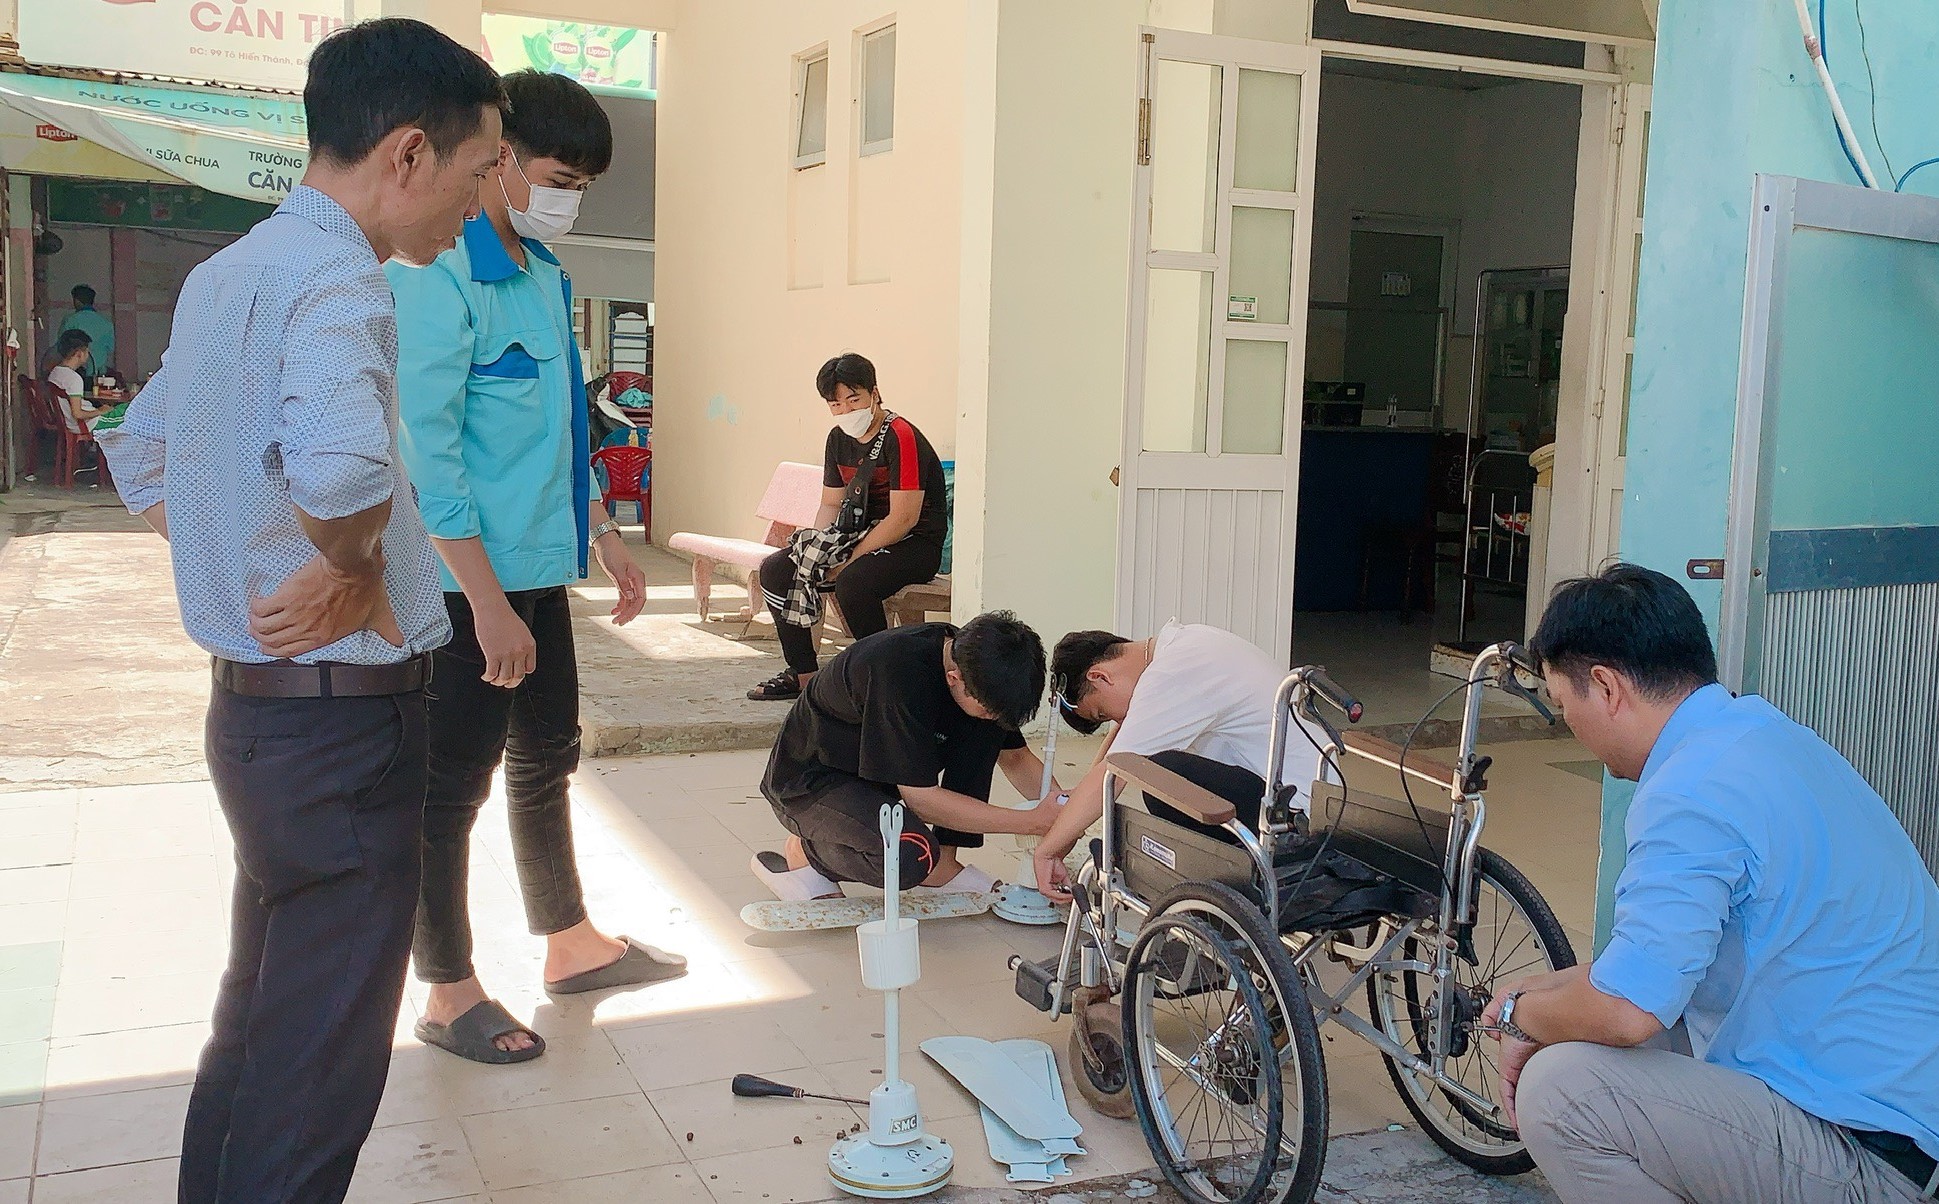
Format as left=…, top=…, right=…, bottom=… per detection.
left=750, top=851, right=841, bottom=901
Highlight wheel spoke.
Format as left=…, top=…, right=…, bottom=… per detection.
left=1362, top=860, right=1569, bottom=1164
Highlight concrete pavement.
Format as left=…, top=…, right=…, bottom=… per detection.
left=0, top=487, right=800, bottom=793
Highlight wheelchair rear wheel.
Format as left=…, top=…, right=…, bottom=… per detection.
left=1364, top=847, right=1576, bottom=1174
left=1126, top=882, right=1328, bottom=1204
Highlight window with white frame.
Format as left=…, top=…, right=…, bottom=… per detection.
left=793, top=49, right=830, bottom=169
left=859, top=24, right=895, bottom=155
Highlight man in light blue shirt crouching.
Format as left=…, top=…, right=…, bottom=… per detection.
left=1482, top=563, right=1939, bottom=1202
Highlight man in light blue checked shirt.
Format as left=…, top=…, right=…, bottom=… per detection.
left=96, top=20, right=507, bottom=1204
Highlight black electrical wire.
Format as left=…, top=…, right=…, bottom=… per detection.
left=1852, top=0, right=1898, bottom=185
left=1397, top=674, right=1492, bottom=901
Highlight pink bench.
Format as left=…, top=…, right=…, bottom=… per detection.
left=668, top=461, right=950, bottom=631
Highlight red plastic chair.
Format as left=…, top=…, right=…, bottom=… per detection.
left=19, top=374, right=60, bottom=479
left=592, top=444, right=652, bottom=543
left=23, top=376, right=99, bottom=487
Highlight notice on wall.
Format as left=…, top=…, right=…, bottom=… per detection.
left=20, top=0, right=355, bottom=93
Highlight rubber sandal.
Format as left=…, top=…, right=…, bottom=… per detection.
left=413, top=999, right=546, bottom=1065
left=747, top=671, right=801, bottom=701
left=544, top=936, right=688, bottom=995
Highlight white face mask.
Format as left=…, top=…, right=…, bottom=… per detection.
left=835, top=407, right=878, bottom=439
left=500, top=149, right=583, bottom=241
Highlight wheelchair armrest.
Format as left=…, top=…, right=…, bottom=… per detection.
left=1104, top=753, right=1238, bottom=826
left=1342, top=732, right=1459, bottom=793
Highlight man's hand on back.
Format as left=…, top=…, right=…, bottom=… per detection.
left=250, top=553, right=403, bottom=658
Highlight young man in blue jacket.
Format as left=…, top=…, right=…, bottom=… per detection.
left=389, top=69, right=684, bottom=1064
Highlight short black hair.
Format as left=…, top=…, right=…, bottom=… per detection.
left=502, top=70, right=613, bottom=176
left=1530, top=563, right=1719, bottom=701
left=305, top=18, right=507, bottom=167
left=953, top=611, right=1046, bottom=730
left=55, top=329, right=91, bottom=359
left=1049, top=630, right=1132, bottom=734
left=71, top=285, right=95, bottom=307
left=816, top=353, right=878, bottom=402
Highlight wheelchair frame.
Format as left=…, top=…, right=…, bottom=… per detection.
left=1016, top=642, right=1569, bottom=1195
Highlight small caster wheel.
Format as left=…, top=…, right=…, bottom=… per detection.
left=1069, top=985, right=1132, bottom=1119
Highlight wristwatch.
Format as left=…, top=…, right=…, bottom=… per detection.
left=1497, top=991, right=1534, bottom=1042
left=590, top=519, right=622, bottom=545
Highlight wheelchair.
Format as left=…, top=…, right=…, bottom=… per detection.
left=1011, top=643, right=1576, bottom=1204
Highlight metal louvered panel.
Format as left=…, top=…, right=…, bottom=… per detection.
left=1760, top=583, right=1939, bottom=875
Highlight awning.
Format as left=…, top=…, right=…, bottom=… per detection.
left=1344, top=0, right=1656, bottom=46
left=0, top=73, right=306, bottom=203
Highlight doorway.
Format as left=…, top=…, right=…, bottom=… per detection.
left=1289, top=53, right=1585, bottom=721
left=1108, top=15, right=1651, bottom=719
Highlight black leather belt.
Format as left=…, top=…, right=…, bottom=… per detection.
left=1853, top=1129, right=1937, bottom=1196
left=213, top=655, right=431, bottom=699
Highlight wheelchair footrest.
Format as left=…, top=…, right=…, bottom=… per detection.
left=1012, top=955, right=1069, bottom=1015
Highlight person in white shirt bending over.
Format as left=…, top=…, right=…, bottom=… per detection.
left=47, top=330, right=114, bottom=433
left=1032, top=622, right=1330, bottom=901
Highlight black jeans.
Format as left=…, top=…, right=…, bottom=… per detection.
left=1141, top=749, right=1266, bottom=844
left=183, top=684, right=427, bottom=1204
left=415, top=587, right=586, bottom=985
left=760, top=742, right=992, bottom=889
left=758, top=536, right=943, bottom=675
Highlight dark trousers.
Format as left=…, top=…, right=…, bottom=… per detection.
left=183, top=684, right=427, bottom=1204
left=414, top=587, right=586, bottom=984
left=760, top=748, right=990, bottom=890
left=758, top=537, right=943, bottom=675
left=1141, top=749, right=1266, bottom=844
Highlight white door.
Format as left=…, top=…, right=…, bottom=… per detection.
left=1116, top=29, right=1321, bottom=664
left=1585, top=85, right=1650, bottom=564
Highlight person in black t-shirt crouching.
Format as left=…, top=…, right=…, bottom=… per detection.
left=753, top=613, right=1067, bottom=897
left=749, top=353, right=951, bottom=701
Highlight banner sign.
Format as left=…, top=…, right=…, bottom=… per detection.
left=0, top=74, right=307, bottom=203
left=480, top=16, right=656, bottom=97
left=0, top=101, right=175, bottom=182
left=20, top=0, right=353, bottom=93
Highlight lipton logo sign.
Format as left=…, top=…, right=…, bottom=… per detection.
left=35, top=125, right=78, bottom=142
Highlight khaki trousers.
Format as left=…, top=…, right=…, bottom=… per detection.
left=1518, top=1042, right=1929, bottom=1204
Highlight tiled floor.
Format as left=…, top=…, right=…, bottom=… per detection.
left=0, top=735, right=1601, bottom=1202
left=1290, top=609, right=1536, bottom=729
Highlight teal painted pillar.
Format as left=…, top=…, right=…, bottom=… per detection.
left=1598, top=0, right=1939, bottom=948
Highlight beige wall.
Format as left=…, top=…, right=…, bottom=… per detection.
left=952, top=0, right=1144, bottom=645
left=958, top=0, right=1317, bottom=646
left=651, top=0, right=970, bottom=552
left=651, top=0, right=1609, bottom=665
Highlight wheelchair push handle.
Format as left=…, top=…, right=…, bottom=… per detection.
left=1504, top=643, right=1541, bottom=679
left=1495, top=643, right=1556, bottom=725
left=1306, top=669, right=1364, bottom=725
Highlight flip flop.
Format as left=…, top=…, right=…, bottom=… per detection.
left=544, top=936, right=688, bottom=995
left=413, top=999, right=545, bottom=1065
